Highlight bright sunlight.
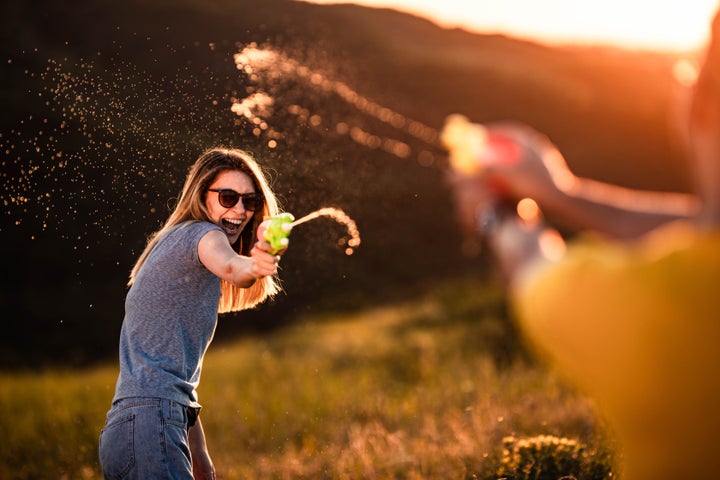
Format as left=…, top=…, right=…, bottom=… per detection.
left=302, top=0, right=719, bottom=52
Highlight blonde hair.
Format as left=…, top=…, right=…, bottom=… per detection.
left=129, top=148, right=282, bottom=312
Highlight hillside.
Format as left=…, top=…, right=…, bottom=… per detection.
left=0, top=0, right=692, bottom=367
left=0, top=279, right=614, bottom=478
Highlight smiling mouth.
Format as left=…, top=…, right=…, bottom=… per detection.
left=222, top=218, right=244, bottom=235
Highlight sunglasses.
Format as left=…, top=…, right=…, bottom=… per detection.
left=208, top=189, right=264, bottom=211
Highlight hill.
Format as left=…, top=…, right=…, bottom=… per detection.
left=0, top=279, right=614, bottom=479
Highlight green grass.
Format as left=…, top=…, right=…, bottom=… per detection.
left=0, top=278, right=615, bottom=479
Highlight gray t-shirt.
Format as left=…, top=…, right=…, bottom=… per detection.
left=113, top=221, right=223, bottom=408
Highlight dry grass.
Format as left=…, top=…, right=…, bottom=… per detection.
left=0, top=278, right=615, bottom=479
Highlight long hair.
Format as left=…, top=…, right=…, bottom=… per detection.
left=129, top=148, right=282, bottom=312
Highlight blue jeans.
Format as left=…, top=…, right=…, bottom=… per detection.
left=98, top=397, right=194, bottom=480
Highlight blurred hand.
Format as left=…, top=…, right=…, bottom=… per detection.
left=481, top=121, right=576, bottom=202
left=487, top=209, right=566, bottom=283
left=446, top=121, right=572, bottom=255
left=446, top=170, right=498, bottom=256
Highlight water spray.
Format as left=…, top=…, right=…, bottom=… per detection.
left=232, top=44, right=442, bottom=164
left=259, top=208, right=361, bottom=255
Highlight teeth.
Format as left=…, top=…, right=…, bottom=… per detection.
left=225, top=218, right=243, bottom=225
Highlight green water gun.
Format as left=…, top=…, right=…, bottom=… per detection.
left=259, top=212, right=295, bottom=254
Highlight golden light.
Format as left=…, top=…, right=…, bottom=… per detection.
left=538, top=229, right=566, bottom=261
left=673, top=59, right=700, bottom=87
left=516, top=197, right=541, bottom=225
left=303, top=0, right=718, bottom=52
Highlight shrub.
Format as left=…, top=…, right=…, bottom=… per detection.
left=495, top=434, right=613, bottom=480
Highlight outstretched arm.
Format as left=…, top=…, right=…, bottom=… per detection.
left=480, top=122, right=699, bottom=239
left=198, top=229, right=280, bottom=287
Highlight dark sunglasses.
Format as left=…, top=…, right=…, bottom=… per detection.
left=208, top=189, right=264, bottom=211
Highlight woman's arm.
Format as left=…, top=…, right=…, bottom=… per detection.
left=188, top=418, right=215, bottom=480
left=532, top=176, right=698, bottom=239
left=481, top=123, right=699, bottom=239
left=198, top=229, right=278, bottom=287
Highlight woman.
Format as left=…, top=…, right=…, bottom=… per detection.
left=98, top=148, right=286, bottom=480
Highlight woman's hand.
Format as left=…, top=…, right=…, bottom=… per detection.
left=249, top=238, right=284, bottom=278
left=486, top=209, right=566, bottom=284
left=482, top=121, right=576, bottom=201
left=192, top=451, right=216, bottom=480
left=199, top=229, right=287, bottom=286
left=189, top=419, right=216, bottom=480
left=445, top=121, right=573, bottom=257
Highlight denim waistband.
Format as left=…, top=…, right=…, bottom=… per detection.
left=111, top=397, right=200, bottom=428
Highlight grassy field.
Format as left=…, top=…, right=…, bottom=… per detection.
left=0, top=278, right=616, bottom=479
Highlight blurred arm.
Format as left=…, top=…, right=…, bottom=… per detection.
left=482, top=123, right=699, bottom=239
left=534, top=175, right=698, bottom=239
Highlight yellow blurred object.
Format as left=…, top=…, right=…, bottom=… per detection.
left=440, top=114, right=488, bottom=175
left=513, top=222, right=720, bottom=480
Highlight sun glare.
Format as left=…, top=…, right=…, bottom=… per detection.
left=302, top=0, right=718, bottom=52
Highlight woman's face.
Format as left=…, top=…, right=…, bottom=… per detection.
left=205, top=169, right=259, bottom=244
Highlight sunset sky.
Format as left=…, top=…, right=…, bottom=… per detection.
left=302, top=0, right=718, bottom=52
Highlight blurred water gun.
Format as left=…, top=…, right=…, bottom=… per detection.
left=258, top=212, right=294, bottom=254
left=440, top=114, right=522, bottom=180
left=441, top=114, right=533, bottom=253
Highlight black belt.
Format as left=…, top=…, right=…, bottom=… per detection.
left=187, top=406, right=200, bottom=428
